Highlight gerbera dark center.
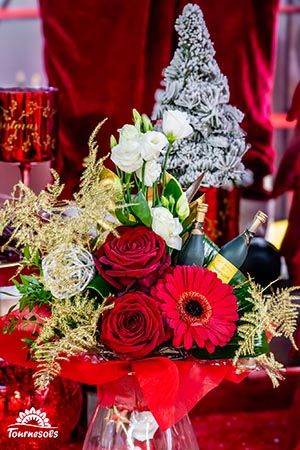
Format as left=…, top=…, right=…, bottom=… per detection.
left=178, top=291, right=212, bottom=325
left=185, top=299, right=203, bottom=317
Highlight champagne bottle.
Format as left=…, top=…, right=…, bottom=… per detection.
left=177, top=202, right=208, bottom=267
left=207, top=211, right=268, bottom=283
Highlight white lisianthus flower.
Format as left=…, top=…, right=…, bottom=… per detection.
left=151, top=206, right=183, bottom=250
left=118, top=124, right=140, bottom=142
left=111, top=139, right=143, bottom=173
left=136, top=159, right=161, bottom=187
left=162, top=110, right=193, bottom=141
left=140, top=130, right=168, bottom=161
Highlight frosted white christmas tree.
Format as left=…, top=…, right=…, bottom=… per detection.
left=154, top=3, right=250, bottom=188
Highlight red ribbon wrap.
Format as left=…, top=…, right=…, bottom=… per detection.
left=0, top=312, right=247, bottom=430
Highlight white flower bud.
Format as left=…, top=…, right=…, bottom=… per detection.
left=162, top=110, right=193, bottom=141
left=118, top=124, right=140, bottom=142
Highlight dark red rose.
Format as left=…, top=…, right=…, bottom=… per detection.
left=101, top=292, right=165, bottom=359
left=94, top=226, right=170, bottom=291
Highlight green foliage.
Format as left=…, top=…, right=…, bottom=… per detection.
left=23, top=245, right=41, bottom=269
left=132, top=109, right=142, bottom=132
left=191, top=332, right=269, bottom=360
left=115, top=204, right=137, bottom=226
left=164, top=178, right=182, bottom=203
left=87, top=274, right=116, bottom=299
left=3, top=315, right=40, bottom=337
left=176, top=193, right=189, bottom=220
left=13, top=275, right=52, bottom=312
left=161, top=178, right=190, bottom=220
left=141, top=113, right=153, bottom=132
left=130, top=191, right=152, bottom=227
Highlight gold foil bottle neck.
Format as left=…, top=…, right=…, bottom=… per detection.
left=195, top=202, right=208, bottom=223
left=248, top=210, right=268, bottom=234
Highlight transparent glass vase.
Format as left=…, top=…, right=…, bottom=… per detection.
left=83, top=403, right=199, bottom=450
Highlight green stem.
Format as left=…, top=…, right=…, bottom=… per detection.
left=154, top=181, right=160, bottom=206
left=116, top=167, right=125, bottom=200
left=141, top=161, right=146, bottom=194
left=115, top=166, right=122, bottom=180
left=133, top=173, right=141, bottom=190
left=161, top=143, right=172, bottom=196
left=125, top=173, right=132, bottom=203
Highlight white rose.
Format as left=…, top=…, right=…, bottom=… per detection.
left=111, top=139, right=143, bottom=173
left=128, top=411, right=159, bottom=442
left=151, top=206, right=183, bottom=250
left=136, top=159, right=161, bottom=187
left=140, top=130, right=168, bottom=161
left=118, top=124, right=140, bottom=142
left=162, top=110, right=193, bottom=141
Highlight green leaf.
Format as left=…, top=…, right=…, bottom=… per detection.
left=110, top=134, right=118, bottom=148
left=164, top=178, right=183, bottom=203
left=20, top=275, right=30, bottom=286
left=33, top=251, right=41, bottom=267
left=161, top=196, right=169, bottom=208
left=13, top=275, right=52, bottom=312
left=22, top=337, right=35, bottom=346
left=115, top=206, right=137, bottom=226
left=131, top=191, right=152, bottom=227
left=141, top=113, right=153, bottom=132
left=22, top=246, right=41, bottom=268
left=12, top=278, right=21, bottom=291
left=191, top=332, right=269, bottom=360
left=8, top=321, right=17, bottom=334
left=87, top=275, right=116, bottom=299
left=132, top=109, right=142, bottom=132
left=24, top=245, right=31, bottom=261
left=176, top=193, right=190, bottom=221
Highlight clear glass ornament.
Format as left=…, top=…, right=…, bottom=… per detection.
left=83, top=404, right=199, bottom=450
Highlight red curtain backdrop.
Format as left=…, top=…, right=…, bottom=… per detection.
left=39, top=0, right=279, bottom=199
left=272, top=82, right=300, bottom=286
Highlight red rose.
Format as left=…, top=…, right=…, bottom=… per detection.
left=94, top=226, right=170, bottom=291
left=101, top=292, right=165, bottom=359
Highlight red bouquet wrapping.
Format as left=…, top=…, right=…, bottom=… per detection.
left=0, top=309, right=246, bottom=432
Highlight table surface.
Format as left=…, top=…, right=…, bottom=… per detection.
left=0, top=285, right=20, bottom=316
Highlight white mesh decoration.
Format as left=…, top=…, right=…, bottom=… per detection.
left=42, top=244, right=95, bottom=299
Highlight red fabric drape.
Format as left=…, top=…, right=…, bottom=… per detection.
left=39, top=0, right=279, bottom=199
left=272, top=82, right=300, bottom=286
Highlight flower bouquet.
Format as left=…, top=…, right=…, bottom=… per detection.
left=0, top=109, right=299, bottom=450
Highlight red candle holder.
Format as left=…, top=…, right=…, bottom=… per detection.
left=0, top=87, right=58, bottom=185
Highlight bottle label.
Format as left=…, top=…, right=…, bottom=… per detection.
left=207, top=254, right=238, bottom=283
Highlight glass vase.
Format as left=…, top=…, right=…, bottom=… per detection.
left=83, top=403, right=199, bottom=450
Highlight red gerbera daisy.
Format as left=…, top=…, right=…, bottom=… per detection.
left=152, top=265, right=238, bottom=353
